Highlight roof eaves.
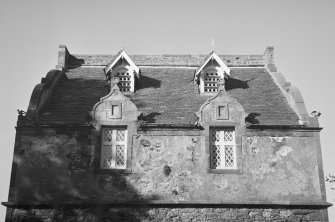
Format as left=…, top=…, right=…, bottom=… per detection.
left=246, top=124, right=322, bottom=131
left=139, top=123, right=202, bottom=130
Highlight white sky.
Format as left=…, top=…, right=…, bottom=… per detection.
left=0, top=0, right=334, bottom=220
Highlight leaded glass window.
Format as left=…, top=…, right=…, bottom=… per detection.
left=101, top=128, right=127, bottom=169
left=210, top=128, right=236, bottom=169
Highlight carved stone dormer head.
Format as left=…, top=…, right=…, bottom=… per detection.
left=92, top=84, right=141, bottom=126
left=196, top=83, right=246, bottom=127
left=104, top=49, right=140, bottom=93
left=194, top=51, right=230, bottom=94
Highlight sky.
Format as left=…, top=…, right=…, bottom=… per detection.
left=0, top=0, right=334, bottom=220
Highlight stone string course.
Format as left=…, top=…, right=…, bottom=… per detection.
left=10, top=207, right=327, bottom=222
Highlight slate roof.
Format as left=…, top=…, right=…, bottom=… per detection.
left=37, top=66, right=300, bottom=126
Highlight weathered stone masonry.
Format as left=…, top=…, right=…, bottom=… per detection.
left=6, top=126, right=329, bottom=221
left=7, top=207, right=330, bottom=222
left=3, top=45, right=331, bottom=221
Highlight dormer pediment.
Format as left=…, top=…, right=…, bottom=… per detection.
left=194, top=52, right=230, bottom=83
left=104, top=49, right=140, bottom=77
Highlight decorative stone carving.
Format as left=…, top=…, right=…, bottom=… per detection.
left=103, top=101, right=122, bottom=119
left=91, top=85, right=141, bottom=125
left=196, top=88, right=246, bottom=126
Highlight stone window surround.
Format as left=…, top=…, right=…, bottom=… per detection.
left=204, top=121, right=243, bottom=174
left=100, top=127, right=128, bottom=169
left=93, top=122, right=137, bottom=174
left=209, top=127, right=236, bottom=169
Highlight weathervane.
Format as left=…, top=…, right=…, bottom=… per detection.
left=211, top=38, right=215, bottom=66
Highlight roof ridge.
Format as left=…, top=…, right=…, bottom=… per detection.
left=72, top=53, right=265, bottom=57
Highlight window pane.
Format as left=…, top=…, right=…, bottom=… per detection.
left=225, top=145, right=235, bottom=168
left=224, top=130, right=234, bottom=142
left=116, top=130, right=125, bottom=142
left=101, top=128, right=127, bottom=169
left=210, top=128, right=236, bottom=170
left=211, top=130, right=220, bottom=142
left=101, top=145, right=113, bottom=168
left=211, top=145, right=222, bottom=169
left=103, top=130, right=113, bottom=142
left=115, top=145, right=126, bottom=168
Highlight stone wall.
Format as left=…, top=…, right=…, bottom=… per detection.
left=8, top=127, right=324, bottom=204
left=8, top=207, right=328, bottom=222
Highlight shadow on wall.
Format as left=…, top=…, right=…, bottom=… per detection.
left=9, top=133, right=158, bottom=221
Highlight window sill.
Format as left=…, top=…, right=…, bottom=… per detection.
left=207, top=168, right=242, bottom=174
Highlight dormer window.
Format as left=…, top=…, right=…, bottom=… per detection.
left=104, top=49, right=140, bottom=93
left=194, top=52, right=230, bottom=94
left=114, top=68, right=133, bottom=92
left=203, top=69, right=220, bottom=93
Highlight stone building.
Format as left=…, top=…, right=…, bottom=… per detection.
left=2, top=45, right=331, bottom=221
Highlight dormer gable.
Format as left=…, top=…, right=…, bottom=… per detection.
left=194, top=51, right=230, bottom=94
left=104, top=49, right=140, bottom=93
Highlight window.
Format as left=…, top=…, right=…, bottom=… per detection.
left=210, top=128, right=236, bottom=169
left=101, top=127, right=127, bottom=169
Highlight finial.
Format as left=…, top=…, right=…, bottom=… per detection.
left=211, top=38, right=215, bottom=52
